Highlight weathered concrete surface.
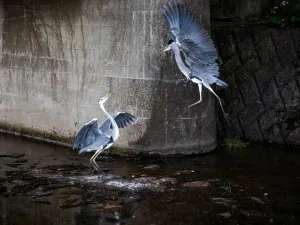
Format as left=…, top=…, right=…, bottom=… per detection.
left=212, top=23, right=300, bottom=146
left=0, top=0, right=216, bottom=154
left=210, top=0, right=273, bottom=20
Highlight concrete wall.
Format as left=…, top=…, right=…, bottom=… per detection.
left=212, top=23, right=300, bottom=146
left=0, top=0, right=216, bottom=154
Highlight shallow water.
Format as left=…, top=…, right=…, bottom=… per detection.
left=0, top=134, right=300, bottom=225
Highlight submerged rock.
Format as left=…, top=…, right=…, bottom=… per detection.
left=211, top=197, right=235, bottom=208
left=132, top=177, right=176, bottom=185
left=251, top=197, right=264, bottom=204
left=158, top=177, right=177, bottom=185
left=40, top=183, right=74, bottom=191
left=14, top=159, right=28, bottom=163
left=143, top=165, right=159, bottom=170
left=218, top=212, right=232, bottom=219
left=239, top=209, right=263, bottom=218
left=102, top=204, right=122, bottom=212
left=5, top=163, right=24, bottom=168
left=174, top=170, right=195, bottom=175
left=60, top=197, right=82, bottom=209
left=0, top=153, right=25, bottom=158
left=11, top=180, right=29, bottom=187
left=31, top=199, right=51, bottom=204
left=30, top=190, right=53, bottom=197
left=104, top=176, right=177, bottom=192
left=183, top=181, right=210, bottom=189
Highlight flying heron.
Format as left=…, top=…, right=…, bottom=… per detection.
left=162, top=0, right=228, bottom=116
left=73, top=93, right=137, bottom=173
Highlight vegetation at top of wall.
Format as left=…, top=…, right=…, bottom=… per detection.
left=267, top=0, right=300, bottom=28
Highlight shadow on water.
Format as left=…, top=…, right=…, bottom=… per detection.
left=1, top=134, right=300, bottom=225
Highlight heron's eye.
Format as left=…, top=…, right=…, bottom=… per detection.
left=168, top=39, right=174, bottom=45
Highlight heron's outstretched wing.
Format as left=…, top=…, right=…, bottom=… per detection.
left=99, top=112, right=137, bottom=133
left=73, top=118, right=102, bottom=150
left=162, top=0, right=217, bottom=66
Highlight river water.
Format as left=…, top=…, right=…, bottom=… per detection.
left=0, top=134, right=300, bottom=225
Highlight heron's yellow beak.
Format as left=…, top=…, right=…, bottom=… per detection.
left=105, top=92, right=112, bottom=98
left=163, top=45, right=171, bottom=52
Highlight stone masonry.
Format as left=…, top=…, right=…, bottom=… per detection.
left=212, top=23, right=300, bottom=146
left=210, top=0, right=273, bottom=20
left=0, top=0, right=216, bottom=154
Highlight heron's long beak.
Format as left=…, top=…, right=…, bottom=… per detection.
left=106, top=92, right=112, bottom=98
left=104, top=92, right=112, bottom=100
left=163, top=45, right=171, bottom=52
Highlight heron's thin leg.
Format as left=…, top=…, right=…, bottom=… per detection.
left=92, top=149, right=106, bottom=174
left=187, top=83, right=203, bottom=108
left=89, top=157, right=102, bottom=173
left=203, top=82, right=229, bottom=120
left=89, top=150, right=103, bottom=174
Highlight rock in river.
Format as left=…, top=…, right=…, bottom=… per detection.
left=182, top=181, right=210, bottom=189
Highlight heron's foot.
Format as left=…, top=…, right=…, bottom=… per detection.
left=187, top=99, right=202, bottom=109
left=183, top=100, right=201, bottom=114
left=89, top=159, right=104, bottom=174
left=223, top=113, right=230, bottom=123
left=95, top=167, right=104, bottom=175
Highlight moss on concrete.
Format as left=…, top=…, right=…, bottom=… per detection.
left=0, top=122, right=73, bottom=145
left=0, top=122, right=141, bottom=157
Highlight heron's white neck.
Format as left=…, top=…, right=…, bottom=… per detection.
left=100, top=102, right=119, bottom=141
left=171, top=43, right=191, bottom=80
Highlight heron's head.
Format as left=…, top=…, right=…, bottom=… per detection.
left=98, top=92, right=111, bottom=105
left=163, top=39, right=174, bottom=52
left=163, top=33, right=176, bottom=52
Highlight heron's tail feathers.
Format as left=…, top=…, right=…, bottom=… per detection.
left=215, top=78, right=228, bottom=88
left=79, top=148, right=88, bottom=154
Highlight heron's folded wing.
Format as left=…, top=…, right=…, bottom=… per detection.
left=99, top=112, right=137, bottom=133
left=162, top=0, right=217, bottom=66
left=73, top=118, right=101, bottom=150
left=78, top=135, right=112, bottom=154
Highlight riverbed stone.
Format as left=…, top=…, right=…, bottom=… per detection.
left=182, top=181, right=210, bottom=189
left=218, top=212, right=232, bottom=219
left=143, top=165, right=160, bottom=170
left=11, top=180, right=29, bottom=187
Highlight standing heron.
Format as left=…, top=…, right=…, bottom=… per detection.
left=162, top=0, right=228, bottom=116
left=73, top=93, right=137, bottom=173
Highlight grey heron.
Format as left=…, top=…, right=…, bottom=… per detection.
left=73, top=93, right=137, bottom=173
left=162, top=0, right=228, bottom=116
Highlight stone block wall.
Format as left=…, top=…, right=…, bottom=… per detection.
left=0, top=0, right=216, bottom=154
left=212, top=23, right=300, bottom=146
left=210, top=0, right=273, bottom=20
